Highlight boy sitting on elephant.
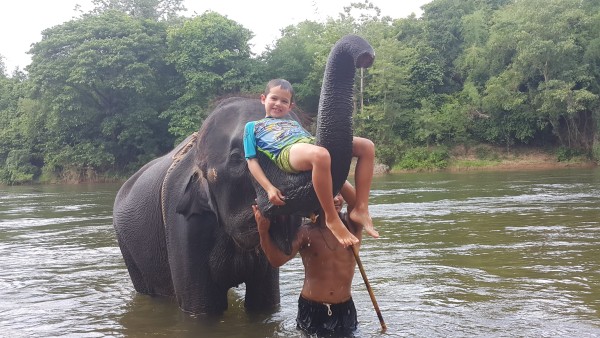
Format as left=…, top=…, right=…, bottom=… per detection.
left=243, top=78, right=379, bottom=246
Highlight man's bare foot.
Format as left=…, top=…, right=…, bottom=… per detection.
left=325, top=217, right=359, bottom=247
left=349, top=209, right=379, bottom=238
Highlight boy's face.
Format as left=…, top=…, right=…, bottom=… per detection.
left=261, top=85, right=294, bottom=118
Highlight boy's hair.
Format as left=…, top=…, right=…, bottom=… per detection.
left=265, top=79, right=294, bottom=103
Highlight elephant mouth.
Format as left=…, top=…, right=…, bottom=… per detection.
left=230, top=218, right=261, bottom=251
left=231, top=233, right=260, bottom=252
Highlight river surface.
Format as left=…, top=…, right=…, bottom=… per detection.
left=0, top=168, right=599, bottom=337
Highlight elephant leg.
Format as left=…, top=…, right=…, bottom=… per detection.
left=116, top=231, right=174, bottom=296
left=244, top=263, right=280, bottom=311
left=168, top=211, right=229, bottom=314
left=117, top=238, right=150, bottom=294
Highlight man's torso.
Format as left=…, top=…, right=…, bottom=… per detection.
left=298, top=214, right=358, bottom=304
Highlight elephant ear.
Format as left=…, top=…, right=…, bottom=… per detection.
left=161, top=134, right=216, bottom=234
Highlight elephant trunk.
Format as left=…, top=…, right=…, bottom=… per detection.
left=256, top=35, right=374, bottom=218
left=316, top=35, right=375, bottom=194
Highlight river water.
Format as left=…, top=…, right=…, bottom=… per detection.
left=0, top=168, right=599, bottom=337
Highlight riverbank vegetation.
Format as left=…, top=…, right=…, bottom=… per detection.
left=1, top=0, right=599, bottom=184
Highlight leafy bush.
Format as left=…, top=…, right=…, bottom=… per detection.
left=375, top=140, right=403, bottom=168
left=556, top=146, right=578, bottom=162
left=474, top=146, right=500, bottom=161
left=593, top=142, right=600, bottom=164
left=396, top=147, right=449, bottom=170
left=0, top=150, right=40, bottom=185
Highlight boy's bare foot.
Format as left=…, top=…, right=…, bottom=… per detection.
left=325, top=217, right=359, bottom=247
left=349, top=209, right=379, bottom=238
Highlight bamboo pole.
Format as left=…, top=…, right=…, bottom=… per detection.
left=351, top=245, right=387, bottom=332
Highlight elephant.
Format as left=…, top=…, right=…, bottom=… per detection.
left=112, top=35, right=375, bottom=315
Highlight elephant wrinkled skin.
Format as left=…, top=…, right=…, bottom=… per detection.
left=112, top=35, right=375, bottom=315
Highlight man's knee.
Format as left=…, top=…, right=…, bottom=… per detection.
left=353, top=137, right=375, bottom=157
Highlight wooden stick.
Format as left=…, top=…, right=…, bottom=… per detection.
left=351, top=245, right=387, bottom=332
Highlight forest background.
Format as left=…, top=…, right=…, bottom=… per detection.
left=1, top=0, right=599, bottom=184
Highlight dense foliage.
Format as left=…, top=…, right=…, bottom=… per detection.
left=1, top=0, right=599, bottom=184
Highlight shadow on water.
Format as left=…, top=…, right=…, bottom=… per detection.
left=118, top=290, right=285, bottom=338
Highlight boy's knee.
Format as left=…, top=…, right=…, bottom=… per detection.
left=312, top=146, right=331, bottom=163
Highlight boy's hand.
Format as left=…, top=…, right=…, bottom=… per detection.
left=267, top=187, right=286, bottom=206
left=252, top=205, right=271, bottom=233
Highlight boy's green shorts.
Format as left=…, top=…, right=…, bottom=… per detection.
left=274, top=137, right=314, bottom=174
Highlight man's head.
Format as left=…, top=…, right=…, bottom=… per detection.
left=333, top=193, right=345, bottom=213
left=312, top=193, right=344, bottom=224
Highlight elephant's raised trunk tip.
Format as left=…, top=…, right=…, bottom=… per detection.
left=356, top=52, right=374, bottom=69
left=336, top=34, right=375, bottom=69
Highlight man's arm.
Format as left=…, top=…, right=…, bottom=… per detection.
left=247, top=159, right=285, bottom=205
left=340, top=180, right=356, bottom=213
left=253, top=205, right=301, bottom=267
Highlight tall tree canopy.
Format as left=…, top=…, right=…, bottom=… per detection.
left=163, top=11, right=258, bottom=139
left=2, top=0, right=599, bottom=184
left=90, top=0, right=186, bottom=20
left=27, top=10, right=175, bottom=177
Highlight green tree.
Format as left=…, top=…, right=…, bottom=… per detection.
left=164, top=11, right=258, bottom=140
left=478, top=70, right=535, bottom=150
left=354, top=36, right=406, bottom=166
left=0, top=55, right=5, bottom=76
left=27, top=10, right=175, bottom=177
left=0, top=66, right=20, bottom=174
left=421, top=0, right=480, bottom=92
left=479, top=0, right=599, bottom=150
left=90, top=0, right=185, bottom=20
left=261, top=21, right=327, bottom=114
left=0, top=64, right=44, bottom=184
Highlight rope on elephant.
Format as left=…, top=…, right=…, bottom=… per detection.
left=161, top=132, right=199, bottom=227
left=172, top=132, right=198, bottom=161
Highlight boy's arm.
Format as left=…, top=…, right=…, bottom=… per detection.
left=247, top=159, right=285, bottom=205
left=243, top=121, right=285, bottom=205
left=252, top=205, right=301, bottom=267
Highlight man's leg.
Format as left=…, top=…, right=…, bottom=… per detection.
left=350, top=137, right=379, bottom=238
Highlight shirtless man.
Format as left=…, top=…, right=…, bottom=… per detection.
left=253, top=181, right=363, bottom=336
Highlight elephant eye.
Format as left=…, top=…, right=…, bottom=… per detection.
left=229, top=148, right=243, bottom=160
left=228, top=149, right=246, bottom=167
left=226, top=149, right=248, bottom=179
